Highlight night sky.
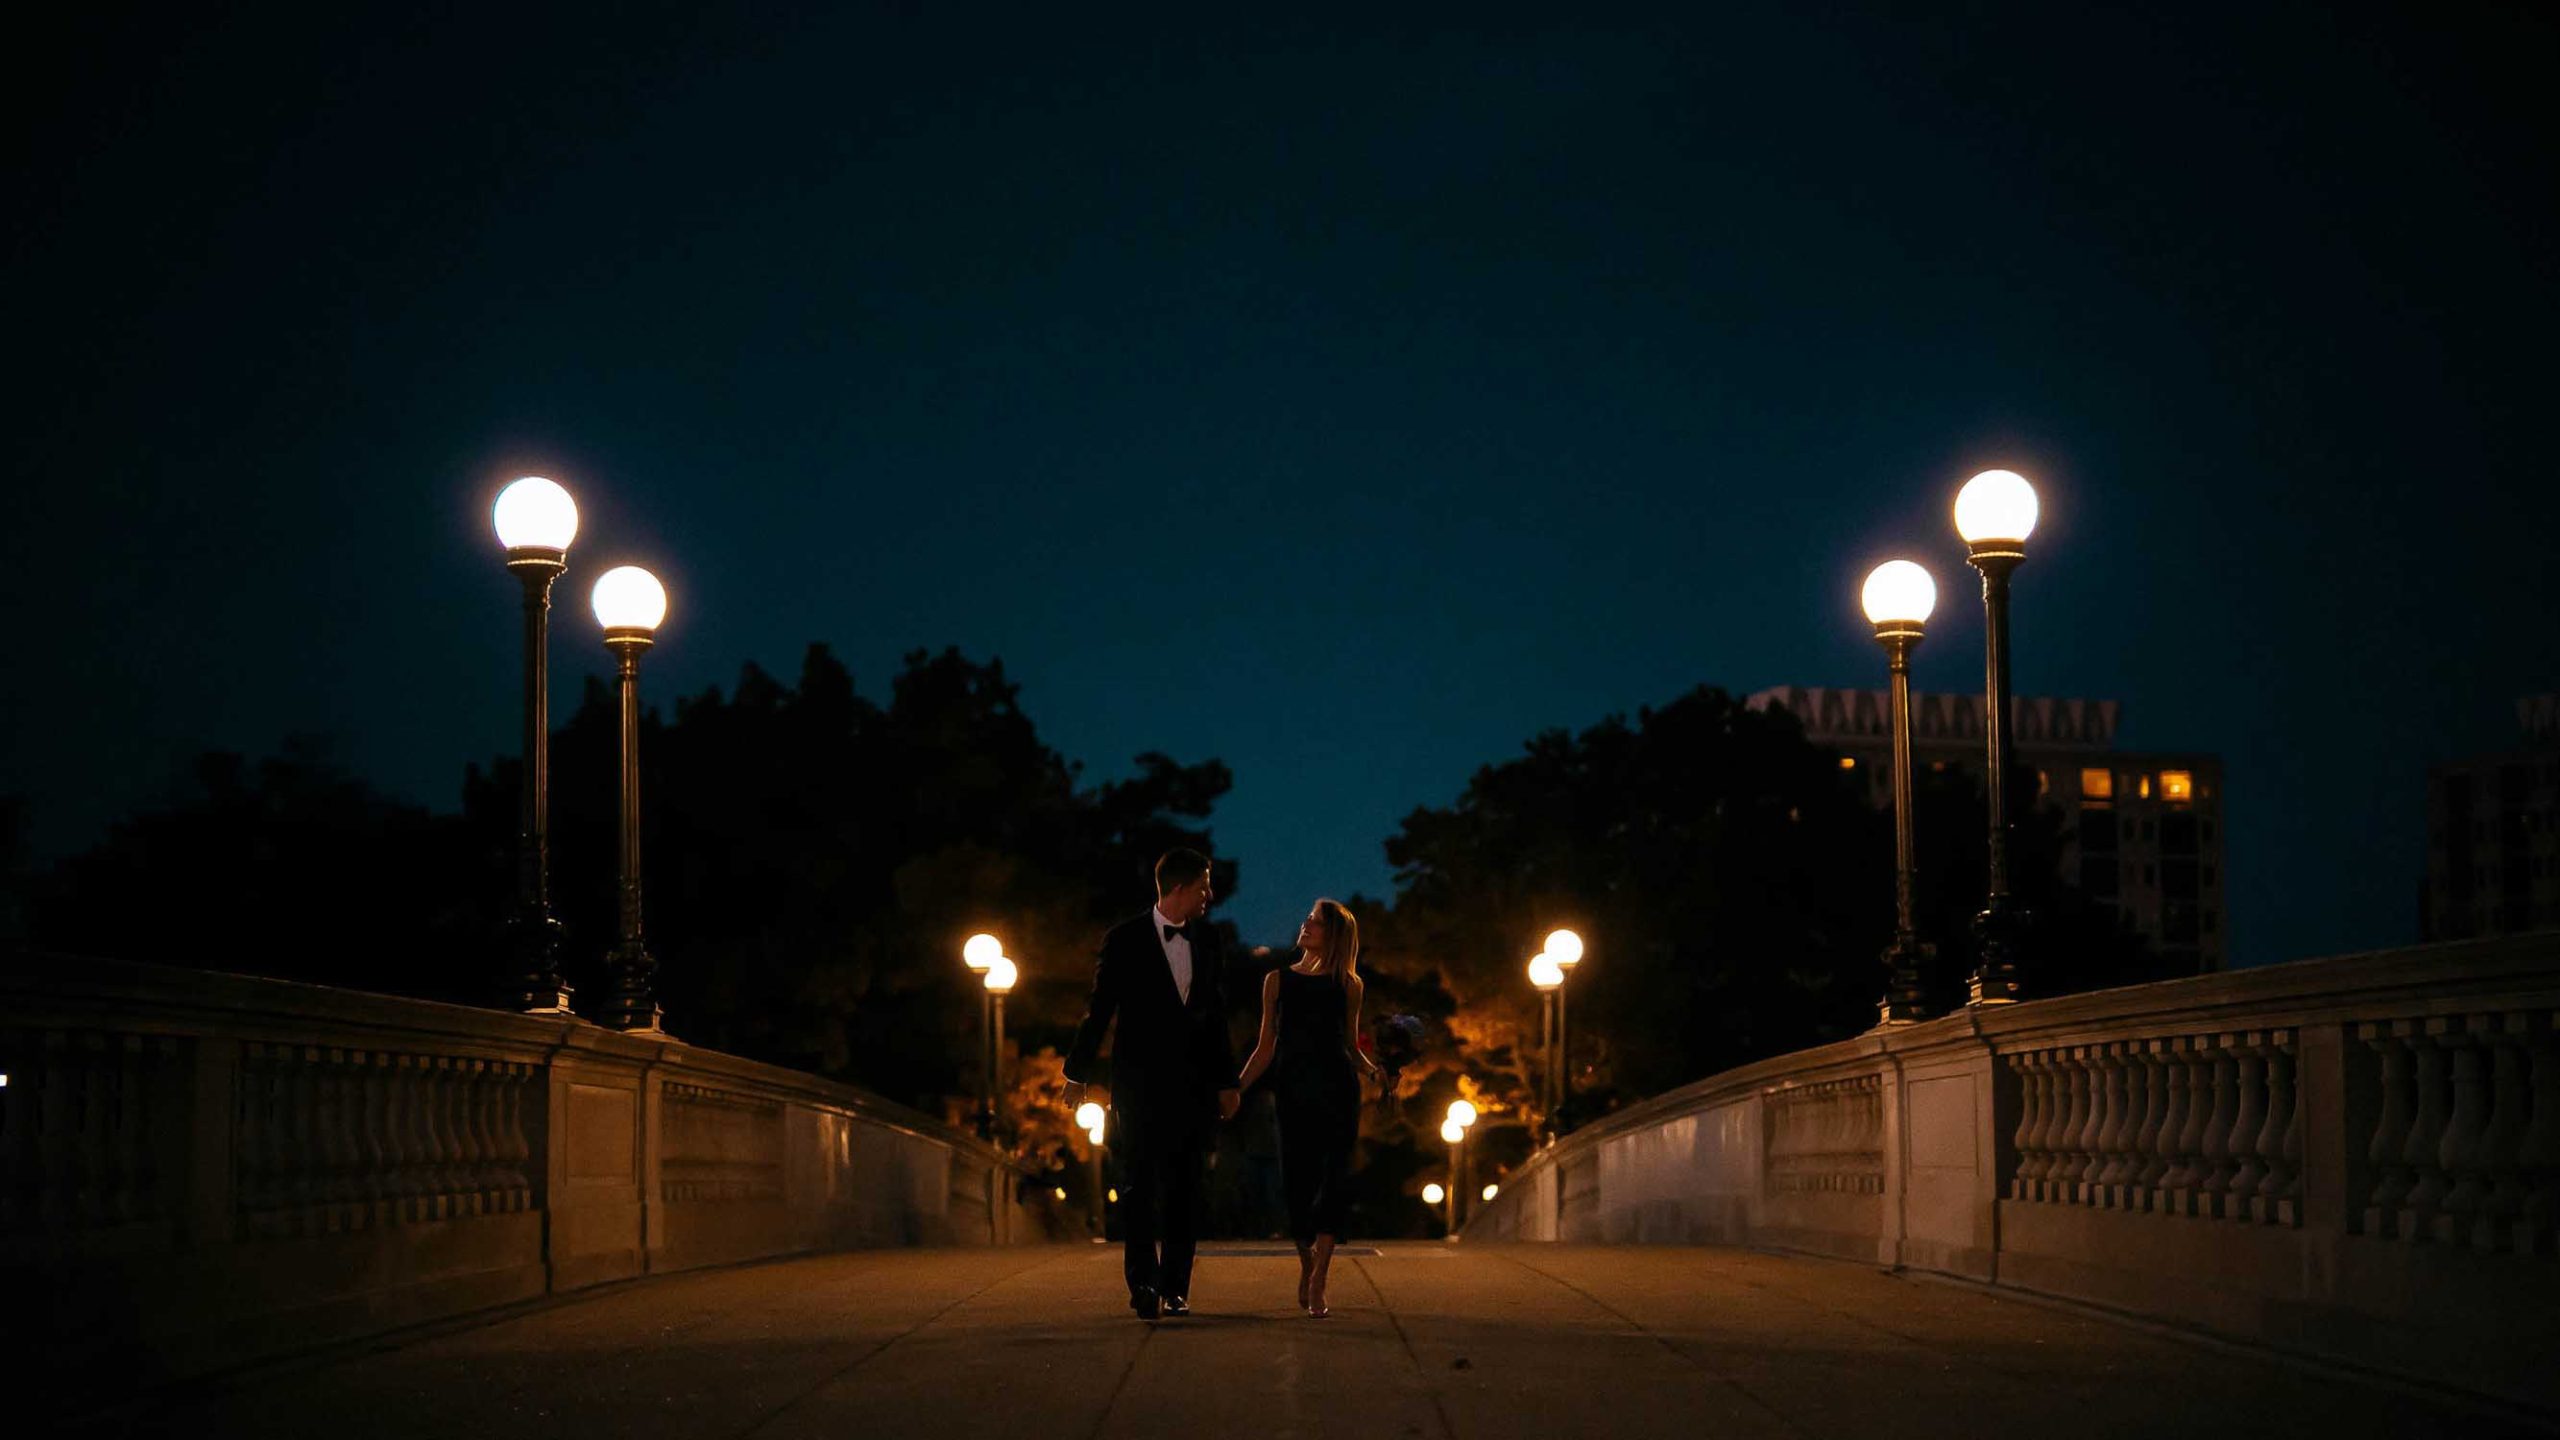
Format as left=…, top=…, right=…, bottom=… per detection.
left=6, top=6, right=2554, bottom=963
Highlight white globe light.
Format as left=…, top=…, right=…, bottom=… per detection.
left=1528, top=954, right=1565, bottom=990
left=1954, top=469, right=2040, bottom=546
left=1447, top=1099, right=1478, bottom=1128
left=1439, top=1119, right=1466, bottom=1144
left=591, top=566, right=668, bottom=632
left=1074, top=1101, right=1106, bottom=1132
left=1544, top=929, right=1584, bottom=967
left=493, top=476, right=578, bottom=552
left=983, top=955, right=1019, bottom=994
left=962, top=933, right=1003, bottom=970
left=1860, top=560, right=1937, bottom=626
left=1422, top=1183, right=1446, bottom=1205
left=1087, top=1123, right=1107, bottom=1146
left=1482, top=1183, right=1500, bottom=1202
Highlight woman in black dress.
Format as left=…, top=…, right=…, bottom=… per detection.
left=1237, top=898, right=1380, bottom=1318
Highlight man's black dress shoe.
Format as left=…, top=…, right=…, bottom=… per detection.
left=1161, top=1296, right=1191, bottom=1317
left=1130, top=1286, right=1159, bottom=1320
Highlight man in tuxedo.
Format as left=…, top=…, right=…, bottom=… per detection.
left=1064, top=848, right=1241, bottom=1320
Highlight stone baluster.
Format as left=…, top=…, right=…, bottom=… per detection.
left=2070, top=1048, right=2105, bottom=1198
left=2434, top=1019, right=2493, bottom=1245
left=2197, top=1035, right=2241, bottom=1218
left=2227, top=1033, right=2271, bottom=1201
left=2252, top=1031, right=2298, bottom=1225
left=329, top=1048, right=369, bottom=1207
left=427, top=1057, right=467, bottom=1204
left=355, top=1053, right=391, bottom=1213
left=2007, top=1052, right=2042, bottom=1198
left=2133, top=1043, right=2172, bottom=1210
left=2093, top=1044, right=2132, bottom=1199
left=2157, top=1037, right=2199, bottom=1197
left=401, top=1054, right=438, bottom=1202
left=2472, top=1014, right=2530, bottom=1252
left=2361, top=1022, right=2416, bottom=1236
left=2026, top=1052, right=2061, bottom=1202
left=501, top=1064, right=535, bottom=1195
left=2401, top=1020, right=2453, bottom=1239
left=2052, top=1048, right=2090, bottom=1202
left=462, top=1060, right=499, bottom=1195
left=2518, top=1012, right=2560, bottom=1255
left=232, top=1044, right=267, bottom=1214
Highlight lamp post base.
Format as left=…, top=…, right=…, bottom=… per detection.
left=1876, top=937, right=1937, bottom=1027
left=503, top=913, right=573, bottom=1014
left=1967, top=903, right=2028, bottom=1006
left=601, top=940, right=661, bottom=1032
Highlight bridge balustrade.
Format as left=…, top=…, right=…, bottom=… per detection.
left=0, top=952, right=1043, bottom=1389
left=1467, top=934, right=2560, bottom=1414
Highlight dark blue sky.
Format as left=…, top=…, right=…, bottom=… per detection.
left=6, top=6, right=2554, bottom=959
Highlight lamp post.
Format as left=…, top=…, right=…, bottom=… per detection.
left=1443, top=1098, right=1478, bottom=1234
left=1438, top=1120, right=1465, bottom=1235
left=963, top=934, right=1001, bottom=1138
left=984, top=953, right=1018, bottom=1143
left=592, top=565, right=668, bottom=1032
left=492, top=477, right=578, bottom=1014
left=1422, top=1181, right=1447, bottom=1233
left=1954, top=469, right=2040, bottom=1006
left=1544, top=929, right=1583, bottom=1116
left=1077, top=1100, right=1108, bottom=1238
left=1862, top=559, right=1938, bottom=1025
left=1528, top=952, right=1564, bottom=1135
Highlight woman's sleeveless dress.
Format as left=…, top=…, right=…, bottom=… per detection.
left=1271, top=966, right=1360, bottom=1242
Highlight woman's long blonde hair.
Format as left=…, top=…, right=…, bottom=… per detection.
left=1308, top=898, right=1360, bottom=985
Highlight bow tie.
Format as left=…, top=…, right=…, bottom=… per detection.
left=1161, top=923, right=1189, bottom=944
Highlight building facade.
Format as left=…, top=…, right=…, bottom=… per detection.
left=1746, top=687, right=2227, bottom=974
left=2423, top=694, right=2560, bottom=941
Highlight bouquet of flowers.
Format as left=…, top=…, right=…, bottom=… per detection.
left=1364, top=1013, right=1426, bottom=1114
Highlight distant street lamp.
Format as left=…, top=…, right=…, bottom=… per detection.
left=1544, top=929, right=1584, bottom=1115
left=1442, top=1098, right=1478, bottom=1234
left=1954, top=469, right=2039, bottom=1005
left=1076, top=1099, right=1108, bottom=1238
left=1528, top=953, right=1564, bottom=1134
left=492, top=477, right=578, bottom=1014
left=1861, top=559, right=1938, bottom=1025
left=592, top=565, right=668, bottom=1032
left=1482, top=1183, right=1499, bottom=1203
left=963, top=935, right=1004, bottom=1138
left=984, top=953, right=1019, bottom=1142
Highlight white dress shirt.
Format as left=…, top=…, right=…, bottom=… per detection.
left=1152, top=904, right=1193, bottom=1005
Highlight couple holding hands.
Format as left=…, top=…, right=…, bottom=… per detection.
left=1063, top=848, right=1378, bottom=1321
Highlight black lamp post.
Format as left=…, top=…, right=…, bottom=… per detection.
left=1529, top=953, right=1563, bottom=1136
left=962, top=934, right=1002, bottom=1138
left=1954, top=470, right=2040, bottom=1007
left=492, top=477, right=578, bottom=1014
left=593, top=565, right=668, bottom=1033
left=1862, top=560, right=1938, bottom=1025
left=984, top=954, right=1018, bottom=1142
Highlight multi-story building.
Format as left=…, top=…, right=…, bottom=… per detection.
left=2423, top=695, right=2560, bottom=941
left=1746, top=687, right=2227, bottom=974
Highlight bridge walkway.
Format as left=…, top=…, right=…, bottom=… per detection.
left=56, top=1244, right=2543, bottom=1439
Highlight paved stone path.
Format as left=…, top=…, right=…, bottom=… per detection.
left=59, top=1244, right=2549, bottom=1438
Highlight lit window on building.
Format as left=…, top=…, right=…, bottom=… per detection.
left=2161, top=770, right=2194, bottom=803
left=2081, top=768, right=2113, bottom=801
left=2138, top=774, right=2153, bottom=799
left=1839, top=756, right=1856, bottom=770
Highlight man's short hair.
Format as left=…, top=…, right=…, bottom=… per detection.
left=1155, top=848, right=1211, bottom=896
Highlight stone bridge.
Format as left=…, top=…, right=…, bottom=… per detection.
left=6, top=939, right=2557, bottom=1436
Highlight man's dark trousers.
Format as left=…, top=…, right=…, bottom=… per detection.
left=1117, top=1109, right=1207, bottom=1300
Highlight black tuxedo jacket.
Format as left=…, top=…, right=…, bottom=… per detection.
left=1064, top=913, right=1239, bottom=1133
